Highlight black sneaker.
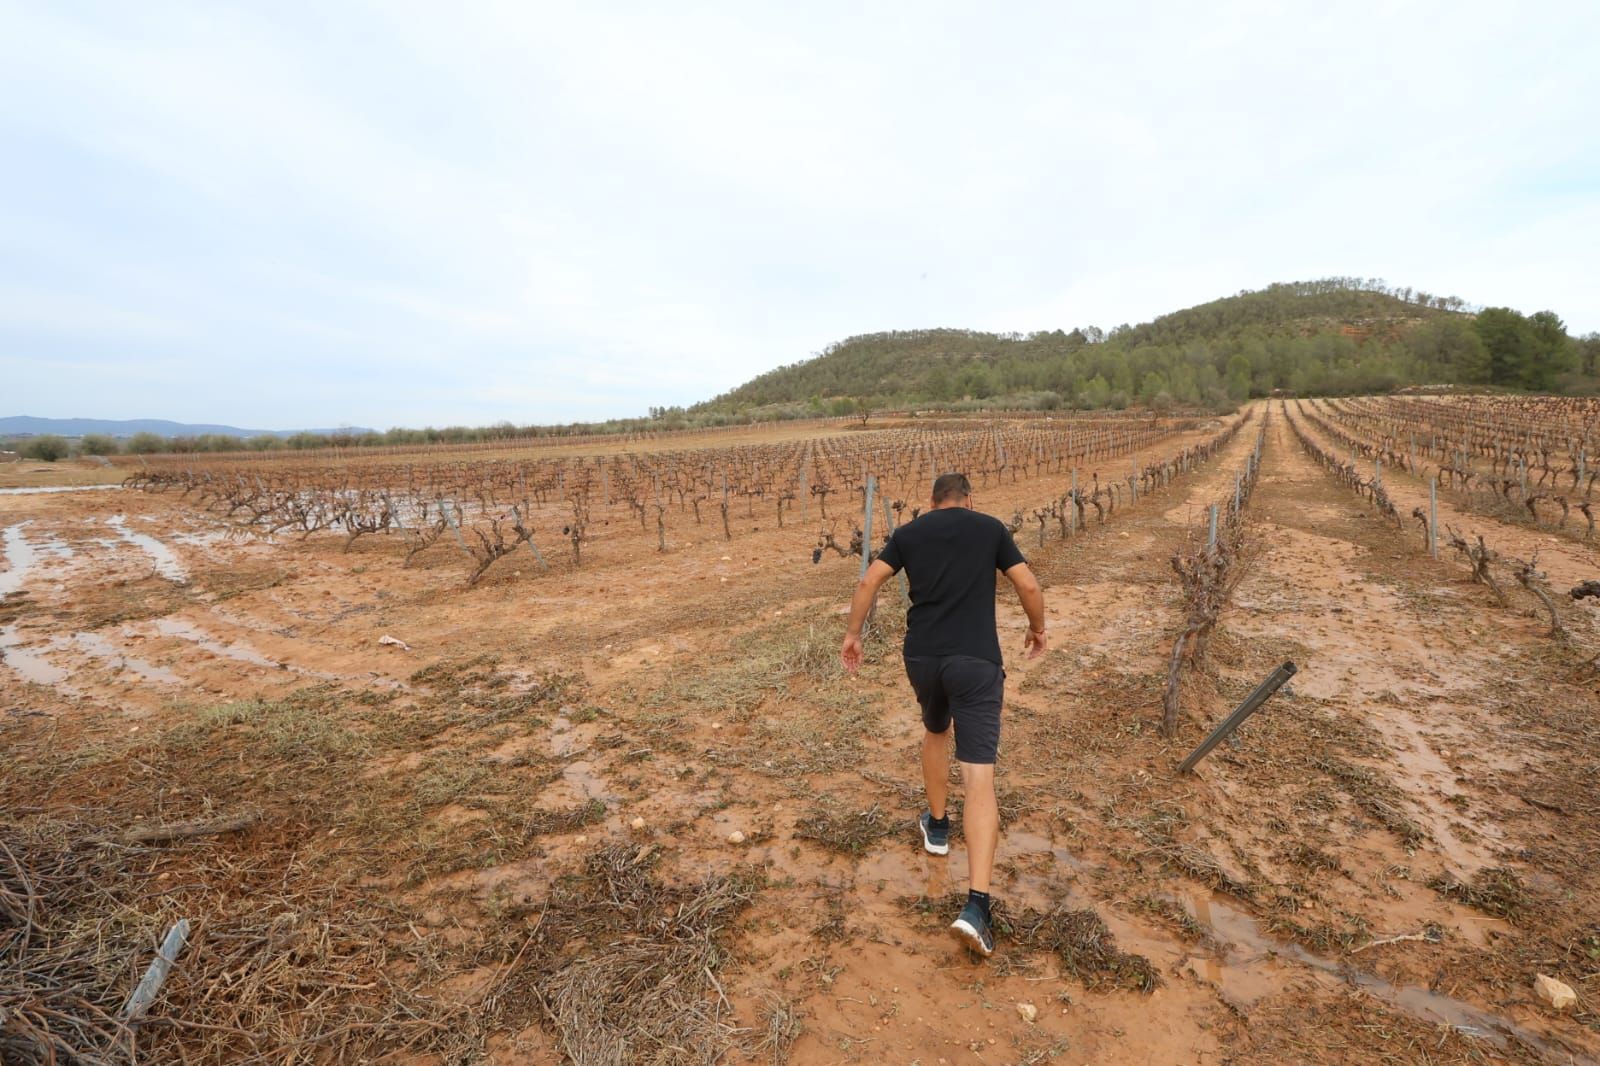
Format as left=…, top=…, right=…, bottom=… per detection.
left=951, top=899, right=994, bottom=956
left=918, top=811, right=950, bottom=856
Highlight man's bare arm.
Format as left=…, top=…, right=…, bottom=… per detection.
left=1004, top=562, right=1047, bottom=658
left=840, top=559, right=896, bottom=673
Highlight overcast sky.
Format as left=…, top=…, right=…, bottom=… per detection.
left=3, top=2, right=1596, bottom=430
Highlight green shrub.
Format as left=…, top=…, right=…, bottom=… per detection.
left=126, top=432, right=167, bottom=455
left=21, top=435, right=69, bottom=462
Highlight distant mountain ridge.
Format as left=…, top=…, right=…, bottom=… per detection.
left=1, top=416, right=377, bottom=439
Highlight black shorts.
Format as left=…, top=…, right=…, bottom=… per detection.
left=904, top=654, right=1005, bottom=765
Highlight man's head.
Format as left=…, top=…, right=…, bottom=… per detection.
left=931, top=472, right=973, bottom=508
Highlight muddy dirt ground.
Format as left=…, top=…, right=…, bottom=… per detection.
left=3, top=402, right=1597, bottom=1065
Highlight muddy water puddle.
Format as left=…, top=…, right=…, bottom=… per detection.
left=140, top=616, right=404, bottom=690
left=1, top=523, right=38, bottom=599
left=106, top=515, right=188, bottom=582
left=0, top=484, right=122, bottom=496
left=549, top=712, right=585, bottom=757
left=170, top=528, right=236, bottom=549
left=852, top=828, right=1089, bottom=909
left=151, top=618, right=285, bottom=670
left=0, top=624, right=73, bottom=688
left=545, top=711, right=616, bottom=798
left=70, top=631, right=179, bottom=683
left=1183, top=892, right=1559, bottom=1054
left=558, top=759, right=615, bottom=800
left=1372, top=704, right=1503, bottom=870
left=38, top=536, right=75, bottom=562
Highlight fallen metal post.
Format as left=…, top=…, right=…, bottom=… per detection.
left=1177, top=661, right=1297, bottom=774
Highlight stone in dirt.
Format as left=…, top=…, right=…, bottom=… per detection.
left=727, top=830, right=745, bottom=845
left=1534, top=974, right=1576, bottom=1010
left=630, top=816, right=646, bottom=831
left=1016, top=1002, right=1038, bottom=1023
left=377, top=635, right=411, bottom=651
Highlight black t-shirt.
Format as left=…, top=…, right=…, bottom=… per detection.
left=876, top=507, right=1026, bottom=665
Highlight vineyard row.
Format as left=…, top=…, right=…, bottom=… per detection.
left=127, top=416, right=1211, bottom=585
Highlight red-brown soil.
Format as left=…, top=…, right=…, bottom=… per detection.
left=2, top=402, right=1596, bottom=1065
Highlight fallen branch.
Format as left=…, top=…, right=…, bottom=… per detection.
left=112, top=810, right=261, bottom=846
left=1351, top=927, right=1441, bottom=954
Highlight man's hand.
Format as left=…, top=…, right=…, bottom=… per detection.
left=1004, top=563, right=1047, bottom=661
left=840, top=633, right=864, bottom=674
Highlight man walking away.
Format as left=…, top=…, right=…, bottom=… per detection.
left=840, top=473, right=1046, bottom=956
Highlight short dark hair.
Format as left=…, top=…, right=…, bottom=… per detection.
left=932, top=473, right=972, bottom=504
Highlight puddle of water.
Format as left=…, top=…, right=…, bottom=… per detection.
left=1, top=523, right=38, bottom=600
left=1001, top=829, right=1096, bottom=911
left=849, top=828, right=1091, bottom=910
left=170, top=529, right=234, bottom=548
left=38, top=536, right=75, bottom=561
left=0, top=624, right=72, bottom=687
left=1008, top=829, right=1091, bottom=872
left=1184, top=892, right=1562, bottom=1055
left=106, top=515, right=187, bottom=582
left=0, top=485, right=123, bottom=496
left=550, top=713, right=581, bottom=757
left=145, top=617, right=391, bottom=688
left=152, top=618, right=282, bottom=670
left=559, top=760, right=615, bottom=801
left=72, top=631, right=179, bottom=684
left=1376, top=706, right=1501, bottom=870
left=856, top=846, right=956, bottom=900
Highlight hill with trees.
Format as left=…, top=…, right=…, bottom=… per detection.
left=692, top=278, right=1599, bottom=417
